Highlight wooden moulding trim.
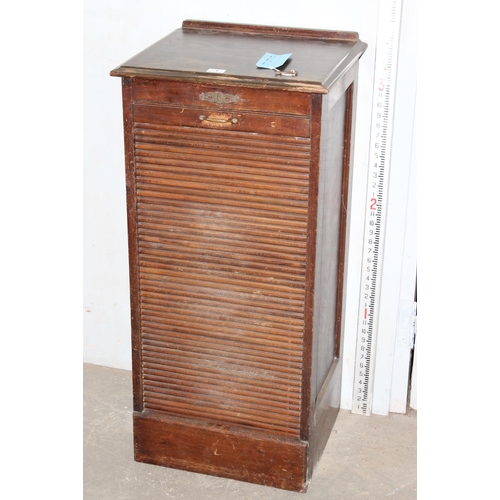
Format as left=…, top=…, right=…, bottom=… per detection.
left=109, top=69, right=330, bottom=94
left=321, top=42, right=368, bottom=92
left=133, top=411, right=309, bottom=492
left=182, top=19, right=360, bottom=42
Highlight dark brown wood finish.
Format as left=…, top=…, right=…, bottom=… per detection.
left=299, top=92, right=322, bottom=444
left=132, top=79, right=312, bottom=115
left=182, top=19, right=360, bottom=41
left=134, top=412, right=308, bottom=492
left=121, top=77, right=143, bottom=412
left=112, top=21, right=366, bottom=492
left=110, top=20, right=367, bottom=93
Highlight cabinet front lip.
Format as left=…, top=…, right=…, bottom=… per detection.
left=109, top=68, right=330, bottom=94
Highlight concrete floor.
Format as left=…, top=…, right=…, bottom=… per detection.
left=83, top=363, right=416, bottom=499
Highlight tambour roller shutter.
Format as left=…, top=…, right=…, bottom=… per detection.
left=133, top=110, right=310, bottom=437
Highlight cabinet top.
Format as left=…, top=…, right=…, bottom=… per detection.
left=110, top=20, right=367, bottom=93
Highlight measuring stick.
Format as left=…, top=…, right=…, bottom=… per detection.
left=352, top=0, right=403, bottom=416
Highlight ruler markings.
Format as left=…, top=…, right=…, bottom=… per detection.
left=352, top=0, right=403, bottom=416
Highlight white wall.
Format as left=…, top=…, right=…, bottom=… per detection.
left=83, top=0, right=416, bottom=414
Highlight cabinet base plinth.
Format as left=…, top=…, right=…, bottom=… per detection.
left=133, top=412, right=309, bottom=492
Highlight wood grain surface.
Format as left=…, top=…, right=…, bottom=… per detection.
left=113, top=20, right=366, bottom=492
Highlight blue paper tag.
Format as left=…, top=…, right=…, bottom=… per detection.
left=256, top=52, right=292, bottom=69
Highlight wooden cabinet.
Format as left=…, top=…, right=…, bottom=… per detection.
left=111, top=20, right=366, bottom=492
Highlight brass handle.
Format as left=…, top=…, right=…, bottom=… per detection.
left=199, top=115, right=238, bottom=124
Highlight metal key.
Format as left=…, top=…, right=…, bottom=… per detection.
left=270, top=68, right=298, bottom=77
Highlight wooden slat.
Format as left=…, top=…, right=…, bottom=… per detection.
left=138, top=247, right=306, bottom=280
left=142, top=337, right=303, bottom=373
left=141, top=291, right=304, bottom=328
left=142, top=325, right=304, bottom=363
left=137, top=196, right=309, bottom=225
left=135, top=125, right=312, bottom=155
left=141, top=314, right=304, bottom=349
left=142, top=357, right=303, bottom=392
left=139, top=278, right=305, bottom=315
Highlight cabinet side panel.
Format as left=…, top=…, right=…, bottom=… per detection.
left=335, top=84, right=354, bottom=358
left=308, top=80, right=355, bottom=471
left=313, top=90, right=349, bottom=399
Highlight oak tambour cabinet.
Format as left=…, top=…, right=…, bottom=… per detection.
left=111, top=20, right=366, bottom=492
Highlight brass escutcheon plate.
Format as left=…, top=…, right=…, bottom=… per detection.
left=199, top=91, right=240, bottom=105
